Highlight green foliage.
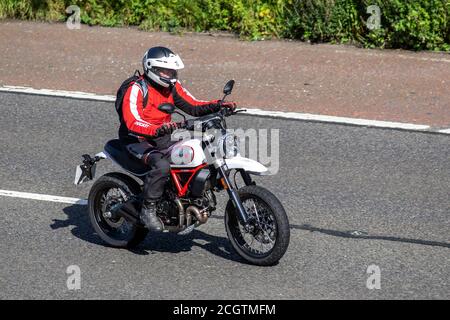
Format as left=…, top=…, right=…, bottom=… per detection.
left=0, top=0, right=65, bottom=20
left=1, top=0, right=449, bottom=51
left=377, top=0, right=450, bottom=51
left=283, top=0, right=361, bottom=44
left=283, top=0, right=450, bottom=50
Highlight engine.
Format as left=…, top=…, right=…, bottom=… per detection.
left=156, top=190, right=217, bottom=232
left=156, top=199, right=180, bottom=226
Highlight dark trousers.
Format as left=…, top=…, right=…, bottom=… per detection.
left=141, top=151, right=171, bottom=201
left=125, top=138, right=173, bottom=201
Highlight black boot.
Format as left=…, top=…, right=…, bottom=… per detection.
left=140, top=200, right=163, bottom=232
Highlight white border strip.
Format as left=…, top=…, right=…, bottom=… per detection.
left=0, top=189, right=87, bottom=205
left=0, top=85, right=115, bottom=102
left=242, top=108, right=430, bottom=131
left=1, top=85, right=448, bottom=134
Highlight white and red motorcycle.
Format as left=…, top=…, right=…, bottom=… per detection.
left=75, top=80, right=290, bottom=266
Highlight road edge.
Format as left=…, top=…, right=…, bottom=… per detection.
left=1, top=85, right=449, bottom=135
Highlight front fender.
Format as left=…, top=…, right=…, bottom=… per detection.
left=224, top=156, right=270, bottom=175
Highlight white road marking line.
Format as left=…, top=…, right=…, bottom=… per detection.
left=0, top=189, right=87, bottom=205
left=438, top=128, right=450, bottom=134
left=0, top=85, right=115, bottom=102
left=242, top=108, right=430, bottom=131
left=0, top=85, right=443, bottom=133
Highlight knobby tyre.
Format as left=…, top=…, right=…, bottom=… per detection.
left=88, top=173, right=148, bottom=248
left=225, top=185, right=290, bottom=266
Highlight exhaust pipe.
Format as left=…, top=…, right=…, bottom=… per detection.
left=186, top=205, right=208, bottom=224
left=174, top=198, right=185, bottom=229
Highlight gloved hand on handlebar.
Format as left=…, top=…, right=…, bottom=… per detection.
left=221, top=101, right=237, bottom=112
left=155, top=122, right=184, bottom=136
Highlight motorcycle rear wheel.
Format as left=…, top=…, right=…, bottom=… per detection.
left=88, top=173, right=148, bottom=248
left=225, top=185, right=290, bottom=266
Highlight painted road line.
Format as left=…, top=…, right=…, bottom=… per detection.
left=438, top=128, right=450, bottom=134
left=241, top=108, right=431, bottom=131
left=0, top=85, right=444, bottom=133
left=0, top=85, right=115, bottom=102
left=0, top=189, right=87, bottom=205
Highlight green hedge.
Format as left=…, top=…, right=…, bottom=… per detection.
left=284, top=0, right=450, bottom=50
left=1, top=0, right=449, bottom=50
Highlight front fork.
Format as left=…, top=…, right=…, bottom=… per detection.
left=217, top=165, right=255, bottom=228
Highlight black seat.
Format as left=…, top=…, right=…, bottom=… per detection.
left=104, top=139, right=151, bottom=176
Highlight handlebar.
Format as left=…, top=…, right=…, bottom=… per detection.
left=219, top=106, right=246, bottom=117
left=182, top=107, right=246, bottom=131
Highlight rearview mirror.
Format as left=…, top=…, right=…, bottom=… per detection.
left=158, top=103, right=175, bottom=114
left=223, top=80, right=235, bottom=96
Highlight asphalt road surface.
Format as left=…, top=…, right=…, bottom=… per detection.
left=0, top=92, right=449, bottom=299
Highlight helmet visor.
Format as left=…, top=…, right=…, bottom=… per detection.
left=152, top=67, right=178, bottom=80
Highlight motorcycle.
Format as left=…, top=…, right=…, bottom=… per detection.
left=75, top=80, right=290, bottom=266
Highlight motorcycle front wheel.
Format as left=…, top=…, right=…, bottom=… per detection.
left=225, top=185, right=290, bottom=266
left=88, top=173, right=148, bottom=248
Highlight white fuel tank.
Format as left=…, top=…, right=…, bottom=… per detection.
left=169, top=139, right=206, bottom=168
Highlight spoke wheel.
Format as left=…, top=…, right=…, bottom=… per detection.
left=225, top=185, right=290, bottom=266
left=237, top=198, right=277, bottom=255
left=95, top=188, right=134, bottom=241
left=88, top=173, right=148, bottom=248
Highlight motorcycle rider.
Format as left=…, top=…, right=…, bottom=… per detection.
left=120, top=46, right=236, bottom=231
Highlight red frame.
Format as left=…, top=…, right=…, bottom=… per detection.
left=170, top=163, right=208, bottom=197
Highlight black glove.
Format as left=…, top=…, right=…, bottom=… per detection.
left=155, top=122, right=182, bottom=137
left=221, top=101, right=237, bottom=112
left=219, top=101, right=237, bottom=116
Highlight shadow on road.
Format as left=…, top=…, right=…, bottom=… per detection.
left=294, top=223, right=450, bottom=249
left=50, top=204, right=244, bottom=263
left=208, top=215, right=449, bottom=249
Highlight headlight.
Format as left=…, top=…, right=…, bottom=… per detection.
left=221, top=134, right=239, bottom=158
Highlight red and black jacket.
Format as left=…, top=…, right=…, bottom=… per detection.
left=119, top=78, right=220, bottom=145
